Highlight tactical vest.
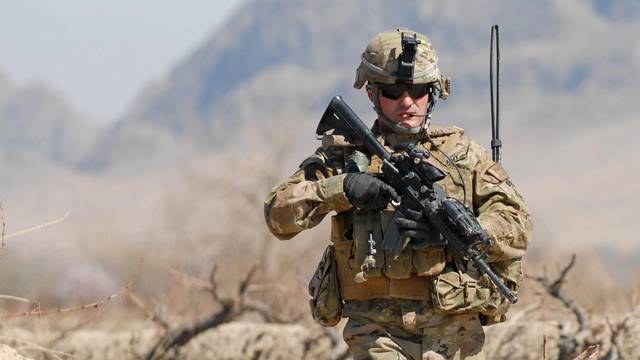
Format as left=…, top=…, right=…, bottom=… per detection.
left=326, top=133, right=471, bottom=301
left=310, top=127, right=524, bottom=325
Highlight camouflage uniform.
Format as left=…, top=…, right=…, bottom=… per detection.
left=264, top=28, right=532, bottom=360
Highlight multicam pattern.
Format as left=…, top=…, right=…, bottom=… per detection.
left=264, top=122, right=532, bottom=359
left=264, top=171, right=351, bottom=239
left=342, top=299, right=485, bottom=359
left=265, top=123, right=531, bottom=257
left=353, top=27, right=450, bottom=100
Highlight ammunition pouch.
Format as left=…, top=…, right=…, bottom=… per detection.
left=332, top=212, right=446, bottom=301
left=327, top=209, right=523, bottom=325
left=430, top=258, right=524, bottom=325
left=308, top=245, right=343, bottom=327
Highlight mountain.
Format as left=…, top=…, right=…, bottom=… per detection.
left=0, top=71, right=98, bottom=169
left=80, top=0, right=640, bottom=171
left=1, top=0, right=638, bottom=300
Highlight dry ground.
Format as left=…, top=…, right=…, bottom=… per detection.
left=0, top=306, right=639, bottom=360
left=1, top=149, right=639, bottom=359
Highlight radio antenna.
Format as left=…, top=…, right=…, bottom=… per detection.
left=490, top=25, right=502, bottom=163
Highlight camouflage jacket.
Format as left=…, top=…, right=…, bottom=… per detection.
left=264, top=122, right=532, bottom=305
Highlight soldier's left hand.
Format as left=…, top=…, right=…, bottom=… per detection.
left=395, top=209, right=446, bottom=249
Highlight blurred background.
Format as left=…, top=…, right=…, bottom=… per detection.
left=0, top=0, right=639, bottom=343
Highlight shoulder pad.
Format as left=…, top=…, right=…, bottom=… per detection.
left=482, top=161, right=510, bottom=184
left=428, top=125, right=465, bottom=138
left=427, top=125, right=471, bottom=164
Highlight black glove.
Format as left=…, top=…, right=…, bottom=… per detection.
left=395, top=209, right=446, bottom=250
left=343, top=173, right=399, bottom=211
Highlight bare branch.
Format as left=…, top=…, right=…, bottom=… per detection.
left=3, top=212, right=70, bottom=241
left=550, top=254, right=576, bottom=294
left=127, top=290, right=170, bottom=331
left=146, top=263, right=264, bottom=360
left=572, top=345, right=599, bottom=360
left=0, top=295, right=40, bottom=307
left=165, top=266, right=213, bottom=292
left=1, top=287, right=121, bottom=319
left=530, top=254, right=589, bottom=334
left=146, top=302, right=234, bottom=360
left=208, top=263, right=220, bottom=302
left=238, top=264, right=258, bottom=297
left=604, top=316, right=621, bottom=360
left=603, top=308, right=640, bottom=360
left=530, top=254, right=593, bottom=358
left=0, top=258, right=141, bottom=319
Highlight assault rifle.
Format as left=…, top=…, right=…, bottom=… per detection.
left=316, top=95, right=517, bottom=304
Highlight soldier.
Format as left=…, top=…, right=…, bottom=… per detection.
left=264, top=28, right=532, bottom=360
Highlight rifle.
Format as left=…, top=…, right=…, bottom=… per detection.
left=316, top=95, right=517, bottom=304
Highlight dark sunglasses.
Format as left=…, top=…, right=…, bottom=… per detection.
left=378, top=83, right=430, bottom=100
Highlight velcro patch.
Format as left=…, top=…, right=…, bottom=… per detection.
left=483, top=162, right=510, bottom=184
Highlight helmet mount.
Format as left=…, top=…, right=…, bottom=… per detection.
left=397, top=32, right=421, bottom=81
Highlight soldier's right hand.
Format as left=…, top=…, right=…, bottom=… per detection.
left=395, top=208, right=447, bottom=250
left=343, top=173, right=400, bottom=211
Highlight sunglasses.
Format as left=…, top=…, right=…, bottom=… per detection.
left=377, top=83, right=431, bottom=100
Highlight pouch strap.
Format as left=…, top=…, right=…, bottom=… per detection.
left=464, top=276, right=478, bottom=305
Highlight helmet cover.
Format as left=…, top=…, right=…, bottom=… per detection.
left=354, top=27, right=450, bottom=100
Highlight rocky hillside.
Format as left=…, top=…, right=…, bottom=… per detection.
left=0, top=72, right=97, bottom=167
left=2, top=1, right=638, bottom=172
left=0, top=71, right=99, bottom=193
left=80, top=0, right=640, bottom=172
left=1, top=0, right=638, bottom=254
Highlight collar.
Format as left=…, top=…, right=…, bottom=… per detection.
left=372, top=120, right=428, bottom=147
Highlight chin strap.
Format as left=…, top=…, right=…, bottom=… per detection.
left=376, top=110, right=429, bottom=135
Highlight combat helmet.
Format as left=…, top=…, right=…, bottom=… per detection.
left=354, top=28, right=451, bottom=134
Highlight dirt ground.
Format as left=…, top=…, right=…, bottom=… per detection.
left=1, top=304, right=638, bottom=360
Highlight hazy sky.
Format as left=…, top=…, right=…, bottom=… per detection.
left=0, top=0, right=244, bottom=123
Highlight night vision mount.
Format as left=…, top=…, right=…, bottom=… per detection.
left=397, top=32, right=421, bottom=80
